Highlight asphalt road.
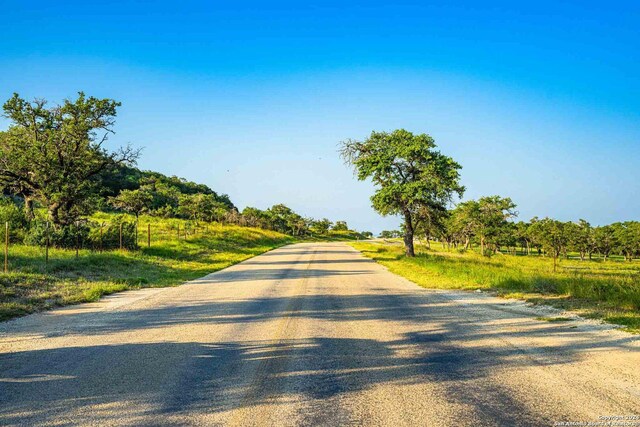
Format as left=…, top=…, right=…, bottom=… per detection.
left=1, top=242, right=639, bottom=426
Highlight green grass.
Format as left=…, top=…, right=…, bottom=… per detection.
left=351, top=241, right=640, bottom=333
left=536, top=316, right=574, bottom=322
left=0, top=213, right=293, bottom=321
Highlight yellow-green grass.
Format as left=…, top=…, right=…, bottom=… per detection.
left=536, top=316, right=574, bottom=322
left=0, top=213, right=293, bottom=321
left=351, top=241, right=640, bottom=333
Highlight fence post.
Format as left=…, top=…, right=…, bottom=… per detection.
left=119, top=223, right=123, bottom=251
left=147, top=224, right=151, bottom=248
left=4, top=222, right=8, bottom=273
left=75, top=221, right=79, bottom=259
left=45, top=221, right=49, bottom=269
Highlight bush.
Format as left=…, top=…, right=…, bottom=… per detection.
left=24, top=215, right=137, bottom=250
left=86, top=215, right=137, bottom=250
left=24, top=220, right=90, bottom=249
left=0, top=197, right=27, bottom=242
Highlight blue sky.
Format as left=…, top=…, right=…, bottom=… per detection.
left=1, top=1, right=638, bottom=233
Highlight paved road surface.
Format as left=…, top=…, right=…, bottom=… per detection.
left=1, top=242, right=639, bottom=426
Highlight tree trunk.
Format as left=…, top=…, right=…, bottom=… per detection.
left=48, top=202, right=62, bottom=227
left=403, top=211, right=415, bottom=257
left=23, top=196, right=34, bottom=221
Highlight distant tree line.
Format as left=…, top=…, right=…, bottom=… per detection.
left=0, top=93, right=367, bottom=247
left=417, top=195, right=640, bottom=269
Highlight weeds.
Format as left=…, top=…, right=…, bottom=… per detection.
left=351, top=241, right=640, bottom=333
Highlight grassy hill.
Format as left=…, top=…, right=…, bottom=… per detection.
left=0, top=214, right=293, bottom=321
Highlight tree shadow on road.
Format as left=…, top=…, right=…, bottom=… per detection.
left=1, top=288, right=638, bottom=425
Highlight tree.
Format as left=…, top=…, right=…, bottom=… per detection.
left=332, top=221, right=349, bottom=231
left=311, top=218, right=333, bottom=235
left=379, top=230, right=401, bottom=239
left=612, top=221, right=640, bottom=261
left=446, top=201, right=477, bottom=250
left=529, top=218, right=568, bottom=272
left=473, top=196, right=518, bottom=255
left=265, top=204, right=308, bottom=236
left=514, top=221, right=532, bottom=255
left=110, top=189, right=153, bottom=220
left=594, top=225, right=616, bottom=261
left=242, top=207, right=270, bottom=228
left=177, top=193, right=228, bottom=223
left=568, top=219, right=593, bottom=261
left=0, top=93, right=139, bottom=226
left=341, top=129, right=464, bottom=257
left=415, top=204, right=448, bottom=249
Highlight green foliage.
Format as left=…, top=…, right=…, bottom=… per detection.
left=332, top=220, right=349, bottom=231
left=0, top=93, right=140, bottom=226
left=528, top=218, right=569, bottom=270
left=0, top=197, right=27, bottom=242
left=0, top=93, right=354, bottom=241
left=379, top=230, right=402, bottom=238
left=241, top=206, right=272, bottom=229
left=110, top=189, right=153, bottom=219
left=87, top=216, right=137, bottom=250
left=24, top=221, right=89, bottom=249
left=0, top=214, right=292, bottom=321
left=612, top=221, right=640, bottom=261
left=264, top=204, right=307, bottom=236
left=341, top=129, right=464, bottom=256
left=311, top=218, right=333, bottom=235
left=445, top=196, right=517, bottom=255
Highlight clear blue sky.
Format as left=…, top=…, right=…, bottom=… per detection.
left=1, top=1, right=638, bottom=233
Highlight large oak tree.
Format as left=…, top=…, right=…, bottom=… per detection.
left=341, top=129, right=464, bottom=257
left=0, top=92, right=139, bottom=226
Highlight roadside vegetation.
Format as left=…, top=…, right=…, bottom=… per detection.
left=0, top=214, right=293, bottom=321
left=352, top=240, right=640, bottom=333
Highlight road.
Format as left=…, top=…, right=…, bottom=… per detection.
left=0, top=242, right=639, bottom=426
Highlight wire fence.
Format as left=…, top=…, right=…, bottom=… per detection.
left=0, top=218, right=223, bottom=273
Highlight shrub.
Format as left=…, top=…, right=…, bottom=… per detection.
left=24, top=220, right=90, bottom=249
left=23, top=215, right=137, bottom=250
left=86, top=215, right=137, bottom=250
left=0, top=197, right=27, bottom=242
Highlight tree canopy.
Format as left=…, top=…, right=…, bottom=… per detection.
left=341, top=129, right=464, bottom=256
left=0, top=92, right=139, bottom=226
